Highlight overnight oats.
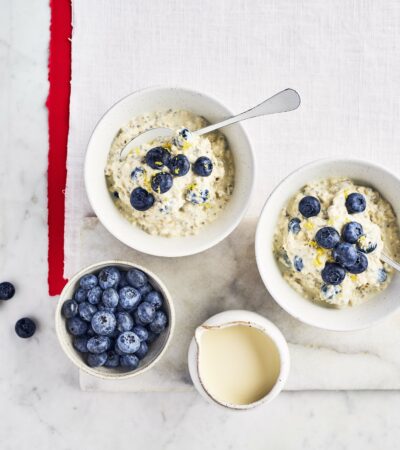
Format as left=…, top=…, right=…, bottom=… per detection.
left=273, top=178, right=400, bottom=307
left=105, top=110, right=234, bottom=237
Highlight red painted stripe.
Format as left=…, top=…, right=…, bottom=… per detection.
left=46, top=0, right=71, bottom=295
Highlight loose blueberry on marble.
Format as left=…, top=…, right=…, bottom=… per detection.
left=345, top=193, right=366, bottom=214
left=116, top=331, right=141, bottom=354
left=132, top=325, right=149, bottom=342
left=126, top=268, right=148, bottom=288
left=149, top=310, right=168, bottom=334
left=119, top=286, right=141, bottom=311
left=136, top=341, right=149, bottom=360
left=78, top=302, right=97, bottom=322
left=104, top=350, right=120, bottom=368
left=62, top=299, right=78, bottom=319
left=377, top=268, right=388, bottom=283
left=298, top=196, right=321, bottom=218
left=116, top=312, right=134, bottom=332
left=168, top=154, right=190, bottom=177
left=151, top=172, right=173, bottom=194
left=345, top=251, right=368, bottom=274
left=98, top=266, right=121, bottom=289
left=0, top=281, right=15, bottom=300
left=130, top=187, right=155, bottom=211
left=120, top=354, right=140, bottom=369
left=87, top=286, right=102, bottom=305
left=74, top=287, right=87, bottom=303
left=357, top=235, right=377, bottom=254
left=67, top=316, right=88, bottom=336
left=315, top=227, right=340, bottom=249
left=79, top=274, right=98, bottom=290
left=145, top=147, right=171, bottom=169
left=332, top=242, right=358, bottom=267
left=15, top=318, right=36, bottom=339
left=130, top=167, right=144, bottom=181
left=136, top=302, right=156, bottom=324
left=293, top=256, right=303, bottom=272
left=193, top=156, right=213, bottom=177
left=321, top=263, right=346, bottom=285
left=342, top=222, right=364, bottom=244
left=321, top=284, right=341, bottom=300
left=91, top=311, right=117, bottom=336
left=102, top=288, right=119, bottom=308
left=145, top=291, right=163, bottom=310
left=87, top=352, right=107, bottom=367
left=73, top=336, right=88, bottom=353
left=87, top=336, right=111, bottom=354
left=288, top=218, right=301, bottom=234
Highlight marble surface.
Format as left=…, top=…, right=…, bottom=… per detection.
left=2, top=0, right=400, bottom=449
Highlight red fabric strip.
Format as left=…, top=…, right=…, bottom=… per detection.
left=46, top=0, right=72, bottom=295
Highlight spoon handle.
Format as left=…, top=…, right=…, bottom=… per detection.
left=381, top=252, right=400, bottom=272
left=195, top=88, right=301, bottom=136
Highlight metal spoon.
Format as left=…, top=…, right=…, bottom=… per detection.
left=381, top=252, right=400, bottom=272
left=120, top=88, right=301, bottom=160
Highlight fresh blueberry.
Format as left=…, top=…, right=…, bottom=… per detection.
left=87, top=352, right=107, bottom=367
left=345, top=193, right=366, bottom=214
left=147, top=331, right=158, bottom=343
left=130, top=167, right=144, bottom=181
left=67, top=316, right=88, bottom=336
left=104, top=350, right=120, bottom=368
left=78, top=302, right=97, bottom=322
left=321, top=263, right=346, bottom=285
left=118, top=271, right=129, bottom=289
left=136, top=302, right=156, bottom=324
left=193, top=156, right=213, bottom=177
left=293, top=256, right=304, bottom=272
left=87, top=286, right=102, bottom=305
left=97, top=304, right=116, bottom=314
left=168, top=154, right=190, bottom=177
left=116, top=312, right=134, bottom=332
left=298, top=196, right=321, bottom=218
left=138, top=283, right=152, bottom=296
left=86, top=326, right=96, bottom=337
left=87, top=336, right=111, bottom=354
left=136, top=341, right=149, bottom=360
left=149, top=311, right=168, bottom=334
left=130, top=187, right=155, bottom=211
left=145, top=291, right=163, bottom=309
left=151, top=172, right=173, bottom=194
left=321, top=284, right=341, bottom=300
left=126, top=268, right=148, bottom=288
left=288, top=218, right=301, bottom=234
left=73, top=336, right=88, bottom=353
left=132, top=325, right=149, bottom=342
left=120, top=354, right=139, bottom=370
left=315, top=227, right=340, bottom=249
left=116, top=331, right=141, bottom=354
left=119, top=286, right=141, bottom=311
left=79, top=274, right=98, bottom=290
left=377, top=268, right=388, bottom=283
left=357, top=235, right=377, bottom=254
left=332, top=242, right=358, bottom=267
left=133, top=309, right=147, bottom=326
left=15, top=318, right=36, bottom=338
left=74, top=287, right=87, bottom=303
left=342, top=222, right=364, bottom=244
left=113, top=191, right=119, bottom=199
left=175, top=127, right=193, bottom=147
left=91, top=311, right=116, bottom=336
left=102, top=288, right=119, bottom=308
left=61, top=299, right=78, bottom=318
left=0, top=282, right=15, bottom=300
left=145, top=147, right=171, bottom=169
left=345, top=251, right=368, bottom=274
left=98, top=266, right=121, bottom=289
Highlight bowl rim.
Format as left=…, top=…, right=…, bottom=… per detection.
left=55, top=260, right=176, bottom=380
left=84, top=85, right=255, bottom=258
left=255, top=156, right=400, bottom=331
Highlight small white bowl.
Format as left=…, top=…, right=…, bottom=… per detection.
left=55, top=261, right=175, bottom=380
left=84, top=86, right=255, bottom=257
left=256, top=158, right=400, bottom=331
left=188, top=310, right=290, bottom=410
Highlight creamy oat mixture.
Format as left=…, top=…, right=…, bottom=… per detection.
left=105, top=110, right=234, bottom=237
left=273, top=178, right=400, bottom=307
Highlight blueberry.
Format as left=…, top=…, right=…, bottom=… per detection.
left=136, top=302, right=156, bottom=324
left=357, top=235, right=377, bottom=254
left=118, top=271, right=129, bottom=289
left=342, top=222, right=364, bottom=244
left=133, top=309, right=147, bottom=326
left=321, top=263, right=346, bottom=285
left=15, top=318, right=36, bottom=338
left=132, top=325, right=149, bottom=342
left=138, top=283, right=152, bottom=296
left=168, top=154, right=190, bottom=177
left=288, top=218, right=301, bottom=234
left=119, top=286, right=141, bottom=311
left=87, top=352, right=107, bottom=367
left=130, top=187, right=155, bottom=211
left=62, top=299, right=78, bottom=318
left=130, top=167, right=144, bottom=181
left=98, top=266, right=121, bottom=289
left=345, top=193, right=366, bottom=214
left=97, top=304, right=116, bottom=314
left=136, top=341, right=149, bottom=360
left=87, top=336, right=111, bottom=354
left=78, top=302, right=97, bottom=322
left=87, top=286, right=102, bottom=305
left=149, top=311, right=168, bottom=334
left=321, top=284, right=341, bottom=300
left=315, top=227, right=340, bottom=249
left=116, top=331, right=141, bottom=354
left=73, top=336, right=88, bottom=353
left=91, top=311, right=116, bottom=336
left=126, top=269, right=148, bottom=288
left=345, top=251, right=368, bottom=274
left=86, top=326, right=96, bottom=337
left=79, top=274, right=98, bottom=290
left=114, top=343, right=125, bottom=356
left=0, top=282, right=15, bottom=300
left=377, top=268, right=387, bottom=283
left=145, top=291, right=163, bottom=309
left=116, top=312, right=134, bottom=332
left=293, top=256, right=303, bottom=272
left=102, top=288, right=119, bottom=308
left=186, top=187, right=209, bottom=204
left=332, top=242, right=358, bottom=267
left=151, top=172, right=173, bottom=194
left=67, top=316, right=88, bottom=336
left=145, top=147, right=171, bottom=169
left=193, top=156, right=213, bottom=177
left=298, top=196, right=321, bottom=218
left=74, top=288, right=87, bottom=303
left=175, top=127, right=192, bottom=147
left=147, top=331, right=158, bottom=343
left=120, top=354, right=139, bottom=370
left=104, top=350, right=120, bottom=368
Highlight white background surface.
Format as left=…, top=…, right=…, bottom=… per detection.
left=1, top=0, right=400, bottom=449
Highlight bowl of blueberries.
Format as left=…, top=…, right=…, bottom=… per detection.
left=55, top=261, right=175, bottom=378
